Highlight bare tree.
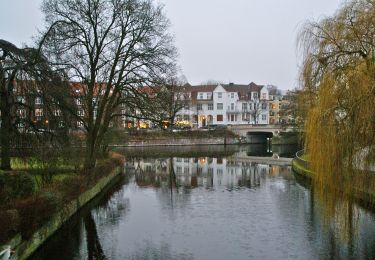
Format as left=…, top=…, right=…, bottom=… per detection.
left=249, top=99, right=267, bottom=125
left=0, top=39, right=73, bottom=170
left=40, top=0, right=177, bottom=172
left=150, top=77, right=190, bottom=129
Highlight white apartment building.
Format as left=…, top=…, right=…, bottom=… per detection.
left=176, top=82, right=269, bottom=128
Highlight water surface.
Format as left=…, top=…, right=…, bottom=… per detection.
left=30, top=145, right=375, bottom=259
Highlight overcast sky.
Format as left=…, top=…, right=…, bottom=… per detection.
left=0, top=0, right=343, bottom=89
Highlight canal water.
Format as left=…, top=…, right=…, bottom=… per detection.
left=30, top=145, right=375, bottom=259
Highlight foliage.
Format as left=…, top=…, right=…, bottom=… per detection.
left=298, top=0, right=375, bottom=236
left=0, top=39, right=74, bottom=170
left=0, top=171, right=35, bottom=202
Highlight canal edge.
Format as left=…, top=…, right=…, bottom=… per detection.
left=3, top=164, right=124, bottom=260
left=292, top=152, right=375, bottom=209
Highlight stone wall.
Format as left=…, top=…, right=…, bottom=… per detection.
left=4, top=166, right=123, bottom=260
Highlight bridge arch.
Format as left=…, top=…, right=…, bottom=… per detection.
left=246, top=131, right=273, bottom=144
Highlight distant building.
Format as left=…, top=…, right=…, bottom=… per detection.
left=175, top=82, right=270, bottom=128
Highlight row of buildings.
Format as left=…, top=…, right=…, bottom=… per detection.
left=2, top=81, right=294, bottom=132
left=130, top=82, right=294, bottom=129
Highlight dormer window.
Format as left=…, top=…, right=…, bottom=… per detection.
left=199, top=93, right=204, bottom=99
left=231, top=93, right=235, bottom=98
left=218, top=92, right=222, bottom=98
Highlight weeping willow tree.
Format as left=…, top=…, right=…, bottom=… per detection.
left=299, top=0, right=375, bottom=219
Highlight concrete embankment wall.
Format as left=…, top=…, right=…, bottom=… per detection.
left=122, top=137, right=239, bottom=147
left=5, top=166, right=123, bottom=260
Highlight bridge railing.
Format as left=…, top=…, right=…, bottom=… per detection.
left=295, top=149, right=310, bottom=169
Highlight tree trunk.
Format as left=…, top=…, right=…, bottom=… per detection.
left=83, top=132, right=97, bottom=174
left=0, top=84, right=11, bottom=170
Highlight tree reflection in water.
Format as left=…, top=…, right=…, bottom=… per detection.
left=84, top=212, right=106, bottom=260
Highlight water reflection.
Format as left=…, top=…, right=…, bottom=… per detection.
left=84, top=213, right=106, bottom=260
left=30, top=146, right=375, bottom=260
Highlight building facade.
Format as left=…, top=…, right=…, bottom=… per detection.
left=175, top=82, right=270, bottom=128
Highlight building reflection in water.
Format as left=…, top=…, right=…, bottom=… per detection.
left=30, top=150, right=375, bottom=259
left=129, top=156, right=290, bottom=192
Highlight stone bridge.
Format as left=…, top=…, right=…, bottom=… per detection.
left=228, top=124, right=295, bottom=144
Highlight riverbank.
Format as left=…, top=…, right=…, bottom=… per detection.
left=292, top=156, right=375, bottom=207
left=105, top=128, right=299, bottom=147
left=0, top=153, right=125, bottom=260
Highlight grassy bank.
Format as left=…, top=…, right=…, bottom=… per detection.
left=0, top=153, right=124, bottom=245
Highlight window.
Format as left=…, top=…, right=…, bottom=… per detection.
left=253, top=92, right=258, bottom=99
left=217, top=158, right=223, bottom=164
left=208, top=103, right=213, bottom=110
left=17, top=96, right=26, bottom=104
left=197, top=104, right=202, bottom=110
left=176, top=158, right=182, bottom=162
left=262, top=115, right=267, bottom=120
left=199, top=93, right=204, bottom=99
left=35, top=97, right=43, bottom=105
left=218, top=92, right=222, bottom=98
left=184, top=158, right=189, bottom=163
left=59, top=121, right=65, bottom=128
left=54, top=109, right=62, bottom=116
left=35, top=108, right=43, bottom=117
left=176, top=166, right=182, bottom=174
left=231, top=93, right=234, bottom=98
left=231, top=103, right=234, bottom=110
left=242, top=103, right=247, bottom=111
left=208, top=168, right=213, bottom=175
left=77, top=121, right=84, bottom=128
left=76, top=98, right=82, bottom=105
left=262, top=103, right=267, bottom=109
left=217, top=114, right=223, bottom=121
left=217, top=103, right=223, bottom=110
left=184, top=167, right=189, bottom=174
left=78, top=110, right=85, bottom=116
left=17, top=109, right=26, bottom=118
left=183, top=115, right=190, bottom=121
left=184, top=104, right=190, bottom=110
left=207, top=93, right=212, bottom=99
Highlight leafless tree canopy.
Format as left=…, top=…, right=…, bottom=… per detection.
left=40, top=0, right=177, bottom=171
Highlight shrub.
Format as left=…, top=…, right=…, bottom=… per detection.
left=16, top=191, right=62, bottom=239
left=0, top=171, right=35, bottom=202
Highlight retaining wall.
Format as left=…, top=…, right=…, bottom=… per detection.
left=3, top=166, right=123, bottom=260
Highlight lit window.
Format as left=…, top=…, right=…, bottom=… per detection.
left=35, top=108, right=43, bottom=117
